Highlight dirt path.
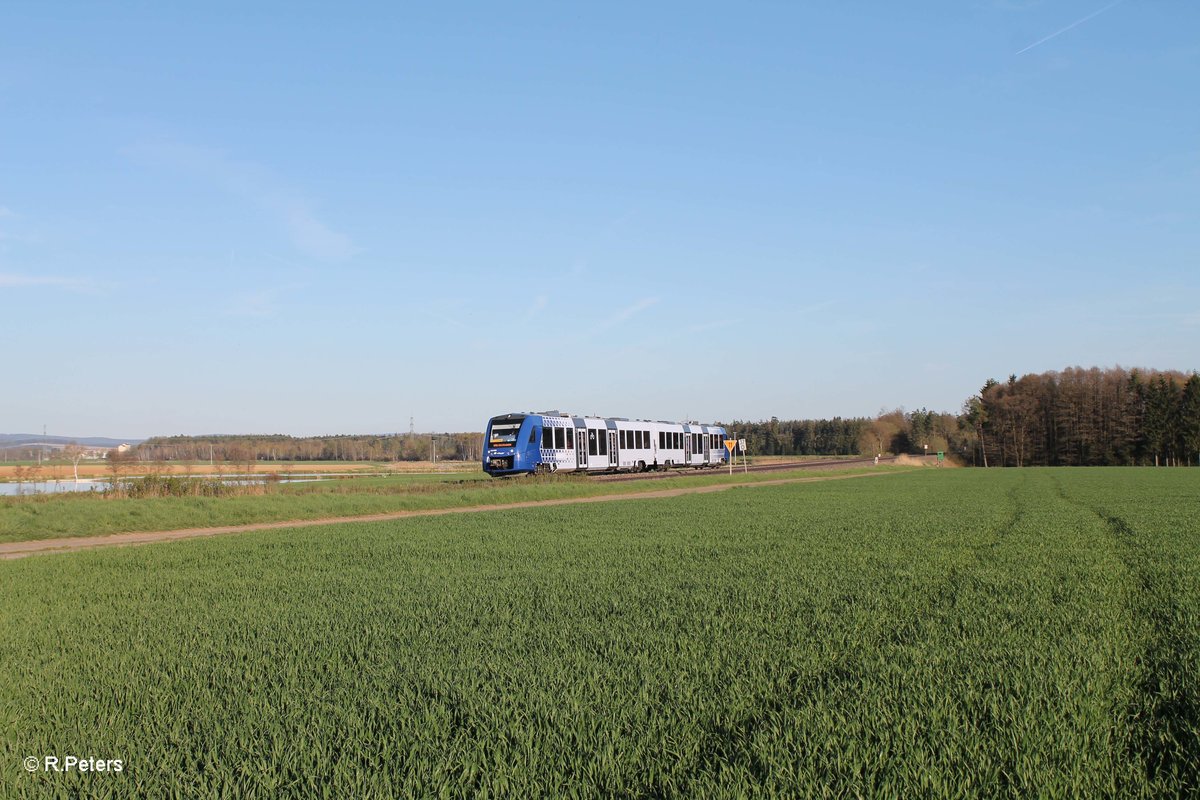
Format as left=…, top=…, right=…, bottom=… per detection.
left=0, top=471, right=895, bottom=560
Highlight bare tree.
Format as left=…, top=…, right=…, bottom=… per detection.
left=62, top=442, right=86, bottom=483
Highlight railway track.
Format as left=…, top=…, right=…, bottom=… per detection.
left=589, top=455, right=895, bottom=482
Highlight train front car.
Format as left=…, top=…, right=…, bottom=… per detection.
left=483, top=413, right=537, bottom=476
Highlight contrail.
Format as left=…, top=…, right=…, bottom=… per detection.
left=1015, top=0, right=1125, bottom=55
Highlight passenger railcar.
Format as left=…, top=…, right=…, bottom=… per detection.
left=483, top=411, right=728, bottom=477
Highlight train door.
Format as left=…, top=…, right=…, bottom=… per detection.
left=703, top=433, right=710, bottom=464
left=576, top=428, right=586, bottom=469
left=608, top=431, right=618, bottom=467
left=684, top=431, right=691, bottom=463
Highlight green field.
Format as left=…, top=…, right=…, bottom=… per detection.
left=0, top=466, right=884, bottom=543
left=2, top=469, right=1198, bottom=797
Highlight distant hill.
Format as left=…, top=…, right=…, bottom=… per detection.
left=0, top=434, right=143, bottom=448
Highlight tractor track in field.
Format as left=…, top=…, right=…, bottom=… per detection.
left=0, top=470, right=901, bottom=561
left=1050, top=475, right=1200, bottom=792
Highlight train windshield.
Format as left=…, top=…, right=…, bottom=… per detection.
left=489, top=420, right=523, bottom=447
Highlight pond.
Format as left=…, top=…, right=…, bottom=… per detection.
left=0, top=475, right=331, bottom=496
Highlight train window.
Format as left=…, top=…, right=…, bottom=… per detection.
left=676, top=432, right=682, bottom=449
left=588, top=430, right=597, bottom=456
left=542, top=428, right=554, bottom=449
left=530, top=427, right=539, bottom=445
left=566, top=429, right=573, bottom=449
left=643, top=430, right=649, bottom=448
left=634, top=430, right=641, bottom=449
left=598, top=430, right=608, bottom=455
left=555, top=428, right=565, bottom=449
left=489, top=421, right=521, bottom=448
left=659, top=431, right=665, bottom=448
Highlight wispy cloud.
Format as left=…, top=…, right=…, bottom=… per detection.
left=126, top=141, right=358, bottom=261
left=524, top=294, right=549, bottom=320
left=1015, top=0, right=1125, bottom=55
left=796, top=299, right=836, bottom=315
left=223, top=275, right=317, bottom=318
left=687, top=319, right=732, bottom=334
left=420, top=307, right=470, bottom=331
left=224, top=289, right=281, bottom=318
left=0, top=272, right=95, bottom=292
left=592, top=297, right=659, bottom=334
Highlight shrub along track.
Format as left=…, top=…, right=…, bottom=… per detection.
left=591, top=456, right=894, bottom=482
left=0, top=471, right=898, bottom=560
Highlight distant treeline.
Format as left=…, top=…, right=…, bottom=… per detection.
left=964, top=367, right=1200, bottom=467
left=130, top=366, right=1199, bottom=467
left=134, top=433, right=481, bottom=463
left=725, top=367, right=1200, bottom=467
left=721, top=408, right=968, bottom=461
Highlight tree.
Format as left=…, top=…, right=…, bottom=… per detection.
left=107, top=447, right=134, bottom=487
left=965, top=382, right=994, bottom=467
left=1143, top=376, right=1174, bottom=466
left=1180, top=373, right=1200, bottom=466
left=62, top=442, right=86, bottom=483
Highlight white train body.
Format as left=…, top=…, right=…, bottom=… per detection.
left=483, top=412, right=728, bottom=476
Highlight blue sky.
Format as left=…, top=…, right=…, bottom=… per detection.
left=2, top=1, right=1197, bottom=437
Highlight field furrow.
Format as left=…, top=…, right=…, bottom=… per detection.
left=1051, top=473, right=1200, bottom=797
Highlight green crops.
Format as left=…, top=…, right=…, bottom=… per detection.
left=1, top=468, right=1197, bottom=797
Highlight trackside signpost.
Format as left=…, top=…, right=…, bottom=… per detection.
left=724, top=439, right=737, bottom=474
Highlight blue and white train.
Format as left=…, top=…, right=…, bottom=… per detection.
left=483, top=411, right=728, bottom=477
